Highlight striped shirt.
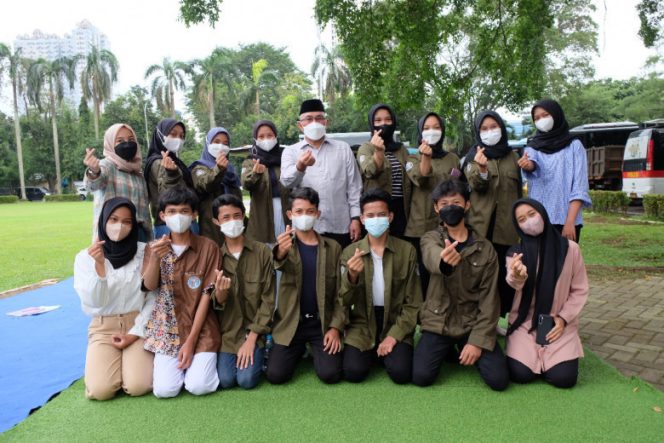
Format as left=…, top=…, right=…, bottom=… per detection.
left=386, top=151, right=404, bottom=197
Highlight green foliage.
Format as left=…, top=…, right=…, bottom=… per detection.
left=637, top=0, right=664, bottom=47
left=0, top=195, right=18, bottom=204
left=643, top=194, right=664, bottom=220
left=588, top=190, right=629, bottom=214
left=44, top=194, right=82, bottom=202
left=179, top=0, right=223, bottom=27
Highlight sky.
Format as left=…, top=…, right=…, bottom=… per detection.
left=0, top=0, right=659, bottom=115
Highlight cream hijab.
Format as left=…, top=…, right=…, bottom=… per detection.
left=102, top=123, right=142, bottom=174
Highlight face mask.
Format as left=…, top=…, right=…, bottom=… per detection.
left=303, top=122, right=326, bottom=141
left=377, top=124, right=396, bottom=143
left=519, top=214, right=545, bottom=236
left=291, top=214, right=316, bottom=232
left=115, top=141, right=137, bottom=161
left=256, top=138, right=278, bottom=152
left=480, top=128, right=502, bottom=146
left=165, top=213, right=192, bottom=234
left=439, top=205, right=466, bottom=227
left=421, top=129, right=442, bottom=145
left=220, top=219, right=244, bottom=239
left=164, top=136, right=183, bottom=154
left=106, top=222, right=132, bottom=242
left=364, top=216, right=390, bottom=238
left=208, top=143, right=230, bottom=159
left=535, top=116, right=554, bottom=133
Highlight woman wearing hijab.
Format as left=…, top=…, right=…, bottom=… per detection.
left=518, top=99, right=591, bottom=242
left=143, top=118, right=196, bottom=237
left=73, top=197, right=155, bottom=400
left=190, top=127, right=242, bottom=247
left=357, top=104, right=412, bottom=237
left=84, top=123, right=152, bottom=241
left=404, top=112, right=460, bottom=295
left=464, top=111, right=522, bottom=321
left=241, top=120, right=289, bottom=244
left=505, top=198, right=589, bottom=388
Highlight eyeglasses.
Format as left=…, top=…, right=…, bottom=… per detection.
left=299, top=115, right=327, bottom=124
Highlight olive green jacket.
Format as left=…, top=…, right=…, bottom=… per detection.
left=405, top=152, right=461, bottom=237
left=357, top=143, right=412, bottom=216
left=339, top=235, right=422, bottom=351
left=240, top=159, right=289, bottom=244
left=420, top=227, right=500, bottom=351
left=147, top=161, right=186, bottom=227
left=212, top=239, right=275, bottom=353
left=192, top=164, right=242, bottom=248
left=465, top=152, right=521, bottom=246
left=271, top=234, right=345, bottom=346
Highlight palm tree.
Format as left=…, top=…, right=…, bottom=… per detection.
left=27, top=56, right=79, bottom=195
left=80, top=46, right=118, bottom=139
left=145, top=58, right=188, bottom=118
left=311, top=44, right=352, bottom=105
left=189, top=48, right=236, bottom=128
left=241, top=59, right=278, bottom=115
left=0, top=44, right=30, bottom=200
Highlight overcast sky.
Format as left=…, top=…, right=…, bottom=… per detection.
left=0, top=0, right=659, bottom=113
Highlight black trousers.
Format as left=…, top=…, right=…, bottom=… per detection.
left=552, top=224, right=582, bottom=243
left=343, top=307, right=413, bottom=384
left=321, top=232, right=352, bottom=250
left=412, top=331, right=509, bottom=391
left=265, top=318, right=342, bottom=384
left=507, top=357, right=579, bottom=389
left=493, top=243, right=516, bottom=317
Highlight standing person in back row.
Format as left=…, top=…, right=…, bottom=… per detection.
left=518, top=99, right=591, bottom=242
left=280, top=99, right=363, bottom=249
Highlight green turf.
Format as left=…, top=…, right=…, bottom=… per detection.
left=0, top=201, right=92, bottom=292
left=3, top=348, right=663, bottom=442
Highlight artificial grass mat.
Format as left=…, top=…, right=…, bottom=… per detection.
left=3, top=348, right=663, bottom=442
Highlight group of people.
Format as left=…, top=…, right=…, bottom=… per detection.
left=73, top=97, right=591, bottom=400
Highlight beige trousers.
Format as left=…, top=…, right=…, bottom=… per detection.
left=85, top=312, right=154, bottom=400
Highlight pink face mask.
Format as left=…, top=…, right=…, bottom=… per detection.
left=519, top=214, right=544, bottom=236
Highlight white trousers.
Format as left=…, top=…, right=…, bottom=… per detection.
left=153, top=352, right=219, bottom=398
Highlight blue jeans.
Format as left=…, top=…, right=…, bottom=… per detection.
left=217, top=347, right=265, bottom=389
left=153, top=220, right=200, bottom=238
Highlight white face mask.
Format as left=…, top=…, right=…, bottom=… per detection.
left=105, top=222, right=132, bottom=242
left=219, top=219, right=244, bottom=239
left=208, top=143, right=230, bottom=159
left=519, top=213, right=545, bottom=236
left=535, top=116, right=554, bottom=133
left=480, top=128, right=502, bottom=146
left=421, top=129, right=442, bottom=145
left=164, top=136, right=183, bottom=154
left=291, top=214, right=316, bottom=232
left=303, top=122, right=326, bottom=141
left=256, top=138, right=278, bottom=152
left=164, top=213, right=192, bottom=234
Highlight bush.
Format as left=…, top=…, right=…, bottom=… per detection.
left=589, top=190, right=629, bottom=214
left=86, top=193, right=93, bottom=202
left=0, top=195, right=19, bottom=204
left=44, top=194, right=84, bottom=202
left=643, top=194, right=664, bottom=221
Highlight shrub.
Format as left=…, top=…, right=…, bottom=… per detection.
left=44, top=194, right=83, bottom=202
left=0, top=195, right=19, bottom=204
left=643, top=194, right=664, bottom=221
left=589, top=190, right=629, bottom=214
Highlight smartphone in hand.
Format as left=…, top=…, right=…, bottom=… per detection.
left=536, top=314, right=555, bottom=345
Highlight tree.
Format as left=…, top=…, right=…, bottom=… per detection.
left=179, top=0, right=224, bottom=27
left=638, top=0, right=664, bottom=47
left=102, top=85, right=161, bottom=152
left=311, top=44, right=352, bottom=105
left=80, top=46, right=119, bottom=139
left=26, top=56, right=79, bottom=194
left=145, top=58, right=188, bottom=118
left=0, top=44, right=30, bottom=199
left=244, top=58, right=279, bottom=115
left=188, top=48, right=236, bottom=128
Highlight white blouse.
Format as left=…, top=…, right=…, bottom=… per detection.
left=73, top=242, right=155, bottom=337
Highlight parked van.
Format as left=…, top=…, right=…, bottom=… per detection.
left=622, top=119, right=664, bottom=201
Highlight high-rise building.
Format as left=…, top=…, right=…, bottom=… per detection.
left=14, top=20, right=110, bottom=109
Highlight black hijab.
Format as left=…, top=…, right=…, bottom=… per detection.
left=507, top=198, right=569, bottom=335
left=417, top=112, right=447, bottom=159
left=250, top=120, right=283, bottom=198
left=464, top=110, right=512, bottom=164
left=368, top=104, right=403, bottom=152
left=97, top=197, right=139, bottom=269
left=527, top=99, right=577, bottom=154
left=143, top=118, right=193, bottom=190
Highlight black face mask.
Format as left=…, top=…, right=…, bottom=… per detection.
left=377, top=124, right=396, bottom=144
left=115, top=141, right=137, bottom=161
left=439, top=204, right=465, bottom=227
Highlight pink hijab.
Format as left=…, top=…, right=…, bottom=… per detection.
left=103, top=123, right=142, bottom=174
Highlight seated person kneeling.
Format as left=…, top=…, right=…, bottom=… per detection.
left=266, top=187, right=345, bottom=384
left=142, top=187, right=222, bottom=398
left=341, top=188, right=422, bottom=384
left=413, top=179, right=509, bottom=391
left=210, top=194, right=275, bottom=389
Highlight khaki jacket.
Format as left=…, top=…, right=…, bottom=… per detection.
left=213, top=239, right=275, bottom=354
left=240, top=160, right=289, bottom=244
left=420, top=227, right=500, bottom=351
left=339, top=236, right=422, bottom=351
left=147, top=161, right=186, bottom=227
left=271, top=234, right=345, bottom=346
left=465, top=152, right=521, bottom=246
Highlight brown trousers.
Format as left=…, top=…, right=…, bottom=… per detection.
left=85, top=312, right=154, bottom=400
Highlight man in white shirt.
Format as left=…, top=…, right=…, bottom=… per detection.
left=280, top=99, right=363, bottom=249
